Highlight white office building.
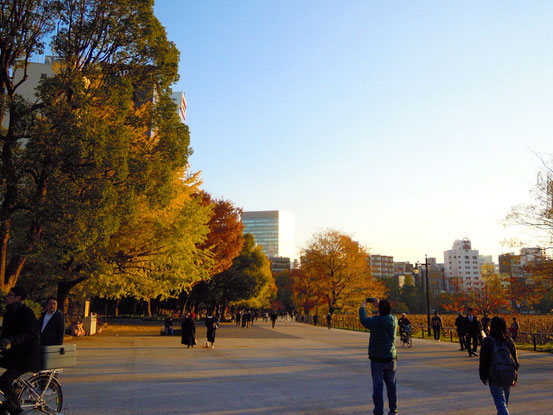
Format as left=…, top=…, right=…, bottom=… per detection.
left=444, top=238, right=483, bottom=291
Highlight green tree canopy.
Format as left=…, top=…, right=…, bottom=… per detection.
left=1, top=0, right=194, bottom=306
left=208, top=233, right=275, bottom=310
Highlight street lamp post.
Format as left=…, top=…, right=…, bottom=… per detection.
left=414, top=255, right=431, bottom=336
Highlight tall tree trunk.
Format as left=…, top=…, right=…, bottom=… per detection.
left=57, top=282, right=72, bottom=316
left=115, top=298, right=120, bottom=317
left=57, top=277, right=88, bottom=316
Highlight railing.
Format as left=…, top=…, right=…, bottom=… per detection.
left=300, top=316, right=553, bottom=351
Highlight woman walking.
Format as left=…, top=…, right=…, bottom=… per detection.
left=205, top=310, right=219, bottom=349
left=479, top=316, right=519, bottom=415
left=181, top=313, right=196, bottom=348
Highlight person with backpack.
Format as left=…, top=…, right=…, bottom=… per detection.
left=431, top=311, right=443, bottom=341
left=479, top=316, right=519, bottom=415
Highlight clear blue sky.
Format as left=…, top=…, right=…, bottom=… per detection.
left=154, top=1, right=553, bottom=263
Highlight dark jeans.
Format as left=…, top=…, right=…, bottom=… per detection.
left=457, top=331, right=466, bottom=349
left=370, top=359, right=398, bottom=415
left=466, top=333, right=478, bottom=354
left=433, top=327, right=441, bottom=340
left=0, top=367, right=24, bottom=412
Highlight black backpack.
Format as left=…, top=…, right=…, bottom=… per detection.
left=489, top=338, right=517, bottom=387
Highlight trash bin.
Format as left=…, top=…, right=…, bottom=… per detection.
left=83, top=314, right=97, bottom=335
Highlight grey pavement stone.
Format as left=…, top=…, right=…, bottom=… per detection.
left=59, top=320, right=553, bottom=414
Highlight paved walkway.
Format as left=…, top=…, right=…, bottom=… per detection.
left=61, top=320, right=553, bottom=414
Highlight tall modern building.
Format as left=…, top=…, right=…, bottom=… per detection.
left=444, top=238, right=483, bottom=291
left=241, top=210, right=295, bottom=260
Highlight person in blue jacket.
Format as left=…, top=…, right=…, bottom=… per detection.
left=359, top=298, right=398, bottom=415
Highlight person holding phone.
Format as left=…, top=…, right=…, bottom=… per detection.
left=359, top=298, right=398, bottom=415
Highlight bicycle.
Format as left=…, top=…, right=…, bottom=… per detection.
left=0, top=343, right=73, bottom=415
left=399, top=325, right=412, bottom=348
left=0, top=368, right=63, bottom=414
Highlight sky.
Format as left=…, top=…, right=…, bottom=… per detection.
left=153, top=1, right=553, bottom=263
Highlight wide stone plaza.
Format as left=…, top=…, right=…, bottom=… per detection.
left=60, top=320, right=553, bottom=414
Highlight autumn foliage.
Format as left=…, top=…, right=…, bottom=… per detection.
left=441, top=274, right=510, bottom=315
left=196, top=191, right=245, bottom=276
left=298, top=230, right=386, bottom=315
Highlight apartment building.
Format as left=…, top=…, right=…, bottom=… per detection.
left=444, top=238, right=483, bottom=291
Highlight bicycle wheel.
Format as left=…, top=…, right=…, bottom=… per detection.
left=18, top=374, right=63, bottom=414
left=408, top=334, right=413, bottom=348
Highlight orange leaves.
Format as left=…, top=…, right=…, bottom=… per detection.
left=440, top=274, right=511, bottom=314
left=195, top=191, right=245, bottom=277
left=299, top=230, right=385, bottom=314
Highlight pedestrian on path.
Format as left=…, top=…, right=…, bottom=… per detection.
left=205, top=310, right=218, bottom=348
left=431, top=311, right=442, bottom=341
left=465, top=308, right=481, bottom=357
left=270, top=311, right=277, bottom=328
left=455, top=312, right=466, bottom=351
left=326, top=312, right=332, bottom=329
left=479, top=316, right=519, bottom=415
left=509, top=317, right=519, bottom=343
left=181, top=313, right=196, bottom=348
left=359, top=298, right=398, bottom=415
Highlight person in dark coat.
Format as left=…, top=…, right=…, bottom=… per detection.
left=270, top=311, right=278, bottom=328
left=164, top=316, right=174, bottom=335
left=37, top=297, right=65, bottom=346
left=465, top=308, right=482, bottom=357
left=455, top=312, right=466, bottom=351
left=0, top=287, right=41, bottom=415
left=181, top=313, right=196, bottom=348
left=479, top=316, right=519, bottom=415
left=205, top=311, right=219, bottom=348
left=431, top=311, right=443, bottom=341
left=509, top=317, right=519, bottom=343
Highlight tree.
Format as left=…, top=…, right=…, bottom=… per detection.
left=507, top=258, right=553, bottom=309
left=208, top=233, right=275, bottom=313
left=0, top=0, right=59, bottom=292
left=274, top=271, right=295, bottom=312
left=301, top=230, right=385, bottom=315
left=440, top=274, right=510, bottom=315
left=75, top=170, right=214, bottom=314
left=505, top=157, right=553, bottom=302
left=196, top=192, right=244, bottom=277
left=291, top=268, right=319, bottom=315
left=1, top=0, right=189, bottom=298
